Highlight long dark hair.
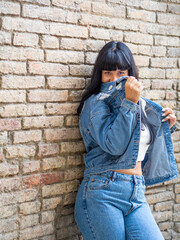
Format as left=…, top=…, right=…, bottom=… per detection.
left=77, top=41, right=155, bottom=144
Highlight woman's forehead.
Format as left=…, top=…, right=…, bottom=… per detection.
left=102, top=69, right=128, bottom=71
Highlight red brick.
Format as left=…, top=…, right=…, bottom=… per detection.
left=19, top=223, right=54, bottom=240
left=68, top=90, right=83, bottom=102
left=23, top=116, right=64, bottom=129
left=0, top=118, right=21, bottom=131
left=2, top=75, right=45, bottom=89
left=3, top=17, right=49, bottom=34
left=0, top=148, right=3, bottom=162
left=0, top=1, right=20, bottom=15
left=49, top=22, right=88, bottom=38
left=67, top=155, right=82, bottom=166
left=64, top=167, right=83, bottom=180
left=22, top=161, right=40, bottom=174
left=42, top=156, right=66, bottom=170
left=13, top=130, right=42, bottom=144
left=22, top=175, right=40, bottom=189
left=60, top=141, right=85, bottom=153
left=0, top=46, right=44, bottom=61
left=42, top=197, right=62, bottom=210
left=0, top=177, right=21, bottom=192
left=152, top=80, right=176, bottom=90
left=172, top=131, right=180, bottom=142
left=28, top=62, right=69, bottom=76
left=28, top=90, right=68, bottom=102
left=0, top=205, right=17, bottom=219
left=13, top=32, right=39, bottom=47
left=47, top=77, right=85, bottom=89
left=22, top=172, right=63, bottom=188
left=19, top=201, right=41, bottom=215
left=0, top=61, right=26, bottom=74
left=44, top=128, right=81, bottom=141
left=0, top=104, right=44, bottom=118
left=45, top=103, right=78, bottom=115
left=0, top=131, right=8, bottom=145
left=5, top=145, right=36, bottom=159
left=38, top=143, right=59, bottom=157
left=0, top=90, right=26, bottom=102
left=40, top=172, right=63, bottom=185
left=22, top=4, right=66, bottom=22
left=166, top=90, right=177, bottom=100
left=0, top=189, right=37, bottom=207
left=65, top=116, right=79, bottom=126
left=0, top=163, right=19, bottom=177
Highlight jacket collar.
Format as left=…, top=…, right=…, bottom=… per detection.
left=100, top=76, right=129, bottom=92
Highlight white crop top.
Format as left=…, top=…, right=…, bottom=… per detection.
left=137, top=99, right=151, bottom=162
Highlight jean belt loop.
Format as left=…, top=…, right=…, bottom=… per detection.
left=133, top=175, right=137, bottom=184
left=111, top=171, right=116, bottom=182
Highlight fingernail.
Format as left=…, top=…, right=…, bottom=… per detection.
left=162, top=113, right=166, bottom=116
left=166, top=116, right=170, bottom=119
left=162, top=108, right=165, bottom=111
left=162, top=119, right=165, bottom=122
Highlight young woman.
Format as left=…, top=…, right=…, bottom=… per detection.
left=74, top=41, right=178, bottom=240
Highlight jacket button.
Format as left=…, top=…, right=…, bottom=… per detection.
left=91, top=178, right=94, bottom=182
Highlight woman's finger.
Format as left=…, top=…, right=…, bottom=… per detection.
left=162, top=113, right=177, bottom=128
left=162, top=108, right=173, bottom=115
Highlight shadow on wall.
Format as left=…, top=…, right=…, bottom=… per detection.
left=54, top=185, right=84, bottom=240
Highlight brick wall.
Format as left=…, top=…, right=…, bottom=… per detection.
left=0, top=0, right=179, bottom=239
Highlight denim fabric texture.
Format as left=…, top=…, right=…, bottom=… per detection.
left=79, top=76, right=179, bottom=186
left=74, top=170, right=165, bottom=240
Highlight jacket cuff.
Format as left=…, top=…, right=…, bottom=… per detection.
left=170, top=123, right=178, bottom=134
left=121, top=98, right=139, bottom=112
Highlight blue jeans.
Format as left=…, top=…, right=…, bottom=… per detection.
left=74, top=170, right=164, bottom=240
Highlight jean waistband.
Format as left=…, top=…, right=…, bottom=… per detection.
left=84, top=170, right=145, bottom=183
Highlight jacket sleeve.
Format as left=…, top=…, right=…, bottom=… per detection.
left=90, top=98, right=139, bottom=156
left=170, top=123, right=178, bottom=134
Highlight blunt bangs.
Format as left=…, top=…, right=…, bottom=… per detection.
left=98, top=50, right=131, bottom=71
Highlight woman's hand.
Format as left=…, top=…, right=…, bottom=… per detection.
left=125, top=76, right=143, bottom=104
left=162, top=108, right=177, bottom=128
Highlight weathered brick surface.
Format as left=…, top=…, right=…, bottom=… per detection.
left=13, top=32, right=39, bottom=47
left=0, top=132, right=7, bottom=146
left=38, top=143, right=59, bottom=157
left=5, top=145, right=36, bottom=159
left=22, top=116, right=64, bottom=129
left=13, top=130, right=42, bottom=143
left=0, top=46, right=44, bottom=61
left=0, top=104, right=44, bottom=117
left=0, top=189, right=38, bottom=207
left=0, top=61, right=26, bottom=74
left=42, top=197, right=63, bottom=210
left=1, top=75, right=45, bottom=89
left=19, top=223, right=54, bottom=240
left=0, top=163, right=19, bottom=177
left=42, top=156, right=66, bottom=170
left=44, top=128, right=81, bottom=141
left=0, top=0, right=179, bottom=239
left=0, top=205, right=17, bottom=219
left=20, top=214, right=39, bottom=229
left=0, top=1, right=20, bottom=15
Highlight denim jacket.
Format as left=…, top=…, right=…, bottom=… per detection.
left=79, top=76, right=179, bottom=186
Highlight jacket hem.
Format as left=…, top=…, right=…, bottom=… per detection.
left=144, top=172, right=179, bottom=186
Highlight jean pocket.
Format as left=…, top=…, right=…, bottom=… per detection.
left=87, top=174, right=112, bottom=190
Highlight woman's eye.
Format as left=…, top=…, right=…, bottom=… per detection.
left=105, top=72, right=110, bottom=75
left=118, top=71, right=124, bottom=75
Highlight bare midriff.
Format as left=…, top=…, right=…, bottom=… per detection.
left=110, top=161, right=142, bottom=176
